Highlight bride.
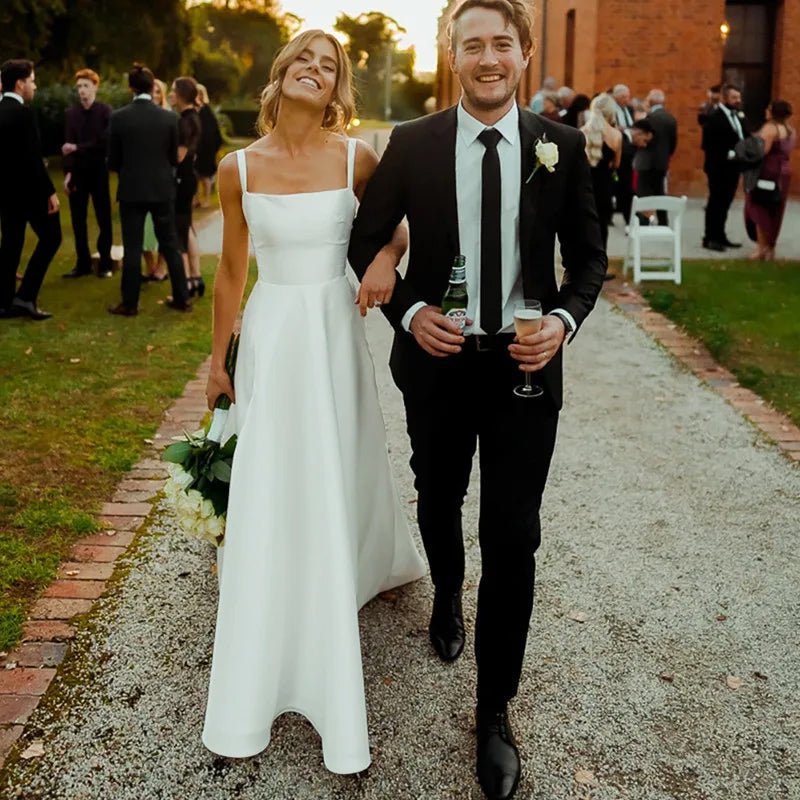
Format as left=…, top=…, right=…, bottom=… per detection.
left=201, top=29, right=426, bottom=774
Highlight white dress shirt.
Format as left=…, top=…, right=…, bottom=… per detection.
left=401, top=101, right=575, bottom=335
left=4, top=92, right=24, bottom=104
left=615, top=102, right=633, bottom=130
left=721, top=103, right=744, bottom=139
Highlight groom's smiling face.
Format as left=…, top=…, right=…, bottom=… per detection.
left=449, top=7, right=529, bottom=117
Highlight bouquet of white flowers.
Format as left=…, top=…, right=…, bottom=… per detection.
left=163, top=334, right=239, bottom=548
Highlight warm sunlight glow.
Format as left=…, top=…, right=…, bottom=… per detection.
left=280, top=0, right=441, bottom=73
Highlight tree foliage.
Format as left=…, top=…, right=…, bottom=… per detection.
left=334, top=11, right=432, bottom=120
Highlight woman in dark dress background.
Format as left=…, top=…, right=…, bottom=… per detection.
left=195, top=83, right=223, bottom=209
left=745, top=100, right=796, bottom=260
left=581, top=93, right=622, bottom=250
left=170, top=76, right=204, bottom=296
left=563, top=93, right=591, bottom=128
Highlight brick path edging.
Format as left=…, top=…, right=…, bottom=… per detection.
left=603, top=278, right=800, bottom=462
left=0, top=358, right=212, bottom=769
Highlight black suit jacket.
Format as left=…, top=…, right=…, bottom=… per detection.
left=108, top=98, right=178, bottom=203
left=0, top=96, right=55, bottom=208
left=348, top=106, right=607, bottom=410
left=702, top=106, right=750, bottom=174
left=633, top=107, right=677, bottom=173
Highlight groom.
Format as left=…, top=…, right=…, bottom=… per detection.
left=349, top=1, right=606, bottom=798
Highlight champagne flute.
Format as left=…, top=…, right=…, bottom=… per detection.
left=513, top=300, right=544, bottom=399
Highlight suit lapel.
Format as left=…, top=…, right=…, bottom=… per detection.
left=518, top=108, right=545, bottom=295
left=432, top=107, right=460, bottom=255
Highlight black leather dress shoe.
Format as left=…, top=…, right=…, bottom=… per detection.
left=723, top=239, right=743, bottom=248
left=166, top=298, right=193, bottom=312
left=108, top=303, right=138, bottom=317
left=10, top=299, right=52, bottom=320
left=429, top=589, right=465, bottom=662
left=703, top=240, right=726, bottom=252
left=476, top=708, right=521, bottom=800
left=62, top=267, right=92, bottom=279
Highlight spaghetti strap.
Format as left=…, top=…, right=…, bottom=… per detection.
left=346, top=137, right=357, bottom=191
left=236, top=149, right=248, bottom=193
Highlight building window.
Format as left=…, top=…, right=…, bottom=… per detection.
left=565, top=9, right=576, bottom=88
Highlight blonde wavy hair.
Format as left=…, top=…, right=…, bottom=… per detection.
left=152, top=79, right=169, bottom=109
left=581, top=93, right=617, bottom=167
left=257, top=30, right=355, bottom=136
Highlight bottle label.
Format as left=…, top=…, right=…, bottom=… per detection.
left=444, top=308, right=467, bottom=331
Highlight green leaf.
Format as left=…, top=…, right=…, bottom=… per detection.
left=163, top=441, right=192, bottom=463
left=211, top=460, right=232, bottom=482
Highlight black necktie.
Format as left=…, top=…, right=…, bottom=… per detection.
left=478, top=128, right=503, bottom=335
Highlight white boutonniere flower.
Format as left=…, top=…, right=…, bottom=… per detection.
left=526, top=137, right=559, bottom=184
left=737, top=111, right=746, bottom=119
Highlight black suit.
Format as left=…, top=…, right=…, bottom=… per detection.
left=614, top=103, right=636, bottom=224
left=108, top=97, right=189, bottom=309
left=702, top=106, right=748, bottom=244
left=0, top=95, right=62, bottom=311
left=633, top=106, right=678, bottom=225
left=349, top=107, right=606, bottom=710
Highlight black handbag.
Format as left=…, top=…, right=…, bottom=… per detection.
left=751, top=178, right=782, bottom=207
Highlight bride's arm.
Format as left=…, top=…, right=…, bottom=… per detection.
left=207, top=153, right=249, bottom=409
left=353, top=139, right=407, bottom=317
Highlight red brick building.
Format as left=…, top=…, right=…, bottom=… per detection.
left=436, top=0, right=799, bottom=196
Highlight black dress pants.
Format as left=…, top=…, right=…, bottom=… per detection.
left=636, top=169, right=668, bottom=226
left=68, top=167, right=113, bottom=271
left=704, top=167, right=740, bottom=243
left=398, top=339, right=559, bottom=711
left=0, top=201, right=62, bottom=309
left=118, top=201, right=188, bottom=310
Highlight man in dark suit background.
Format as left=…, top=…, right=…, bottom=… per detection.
left=107, top=64, right=190, bottom=315
left=62, top=68, right=114, bottom=279
left=633, top=89, right=678, bottom=226
left=701, top=83, right=747, bottom=251
left=612, top=83, right=636, bottom=225
left=349, top=1, right=606, bottom=797
left=0, top=59, right=61, bottom=320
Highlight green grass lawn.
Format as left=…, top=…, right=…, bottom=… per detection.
left=641, top=259, right=800, bottom=427
left=0, top=160, right=233, bottom=652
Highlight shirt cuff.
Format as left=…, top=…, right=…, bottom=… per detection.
left=550, top=308, right=576, bottom=335
left=401, top=301, right=427, bottom=332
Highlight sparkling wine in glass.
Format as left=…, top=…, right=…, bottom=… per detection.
left=513, top=300, right=544, bottom=399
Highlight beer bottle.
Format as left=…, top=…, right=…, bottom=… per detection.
left=441, top=255, right=468, bottom=331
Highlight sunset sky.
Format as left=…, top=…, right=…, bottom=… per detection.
left=281, top=1, right=446, bottom=73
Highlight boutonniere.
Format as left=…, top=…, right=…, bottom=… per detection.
left=737, top=111, right=746, bottom=119
left=526, top=136, right=559, bottom=184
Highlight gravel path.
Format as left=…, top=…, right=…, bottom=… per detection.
left=3, top=298, right=799, bottom=800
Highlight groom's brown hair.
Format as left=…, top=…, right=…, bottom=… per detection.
left=448, top=0, right=533, bottom=56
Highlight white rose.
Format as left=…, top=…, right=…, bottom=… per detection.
left=200, top=498, right=215, bottom=520
left=535, top=140, right=559, bottom=172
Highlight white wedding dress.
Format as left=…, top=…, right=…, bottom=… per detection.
left=202, top=140, right=426, bottom=774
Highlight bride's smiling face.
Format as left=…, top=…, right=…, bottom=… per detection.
left=281, top=36, right=339, bottom=111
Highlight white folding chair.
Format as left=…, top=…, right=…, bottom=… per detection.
left=624, top=195, right=688, bottom=285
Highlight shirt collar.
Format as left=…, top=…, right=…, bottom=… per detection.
left=650, top=104, right=663, bottom=112
left=134, top=93, right=152, bottom=102
left=5, top=92, right=24, bottom=104
left=457, top=101, right=519, bottom=147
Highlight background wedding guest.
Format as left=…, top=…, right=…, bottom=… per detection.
left=0, top=59, right=61, bottom=320
left=169, top=76, right=204, bottom=297
left=702, top=83, right=749, bottom=251
left=698, top=84, right=722, bottom=127
left=194, top=83, right=223, bottom=209
left=108, top=63, right=190, bottom=315
left=612, top=83, right=636, bottom=225
left=631, top=97, right=648, bottom=121
left=561, top=93, right=590, bottom=128
left=62, top=68, right=113, bottom=279
left=529, top=75, right=557, bottom=113
left=539, top=91, right=561, bottom=122
left=634, top=88, right=677, bottom=225
left=557, top=85, right=575, bottom=119
left=744, top=99, right=796, bottom=260
left=582, top=93, right=622, bottom=249
left=142, top=78, right=170, bottom=282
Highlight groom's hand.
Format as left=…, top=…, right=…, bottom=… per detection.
left=410, top=305, right=466, bottom=357
left=509, top=315, right=566, bottom=372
